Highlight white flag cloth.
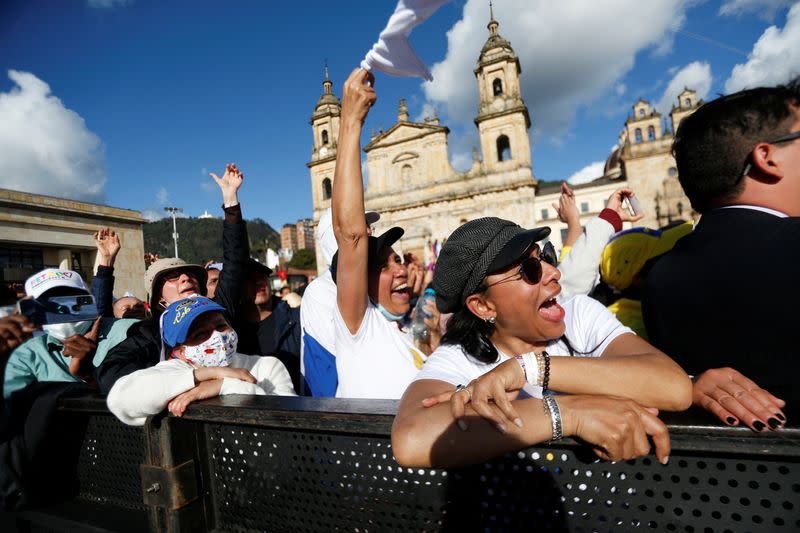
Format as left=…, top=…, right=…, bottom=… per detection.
left=360, top=0, right=450, bottom=81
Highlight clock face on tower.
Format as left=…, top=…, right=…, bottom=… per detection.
left=320, top=146, right=329, bottom=157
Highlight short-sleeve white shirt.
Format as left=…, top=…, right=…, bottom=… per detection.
left=334, top=300, right=426, bottom=399
left=414, top=295, right=632, bottom=397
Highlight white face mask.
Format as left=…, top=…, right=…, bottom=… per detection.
left=182, top=329, right=238, bottom=367
left=0, top=305, right=15, bottom=319
left=42, top=320, right=94, bottom=341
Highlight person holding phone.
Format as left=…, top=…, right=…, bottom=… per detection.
left=3, top=269, right=138, bottom=401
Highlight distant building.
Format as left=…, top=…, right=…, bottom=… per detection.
left=198, top=210, right=216, bottom=219
left=296, top=218, right=315, bottom=251
left=0, top=188, right=147, bottom=299
left=306, top=9, right=700, bottom=271
left=280, top=218, right=315, bottom=253
left=280, top=224, right=298, bottom=251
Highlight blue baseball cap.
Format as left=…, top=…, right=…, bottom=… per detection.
left=161, top=296, right=226, bottom=347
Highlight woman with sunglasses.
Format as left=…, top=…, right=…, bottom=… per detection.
left=391, top=217, right=692, bottom=468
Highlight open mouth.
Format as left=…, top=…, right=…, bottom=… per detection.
left=390, top=282, right=410, bottom=301
left=538, top=296, right=565, bottom=322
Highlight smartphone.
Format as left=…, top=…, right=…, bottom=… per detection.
left=17, top=295, right=99, bottom=325
left=625, top=193, right=642, bottom=217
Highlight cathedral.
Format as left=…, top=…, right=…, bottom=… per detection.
left=307, top=11, right=700, bottom=272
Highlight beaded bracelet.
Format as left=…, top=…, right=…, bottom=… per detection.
left=542, top=394, right=563, bottom=442
left=541, top=351, right=551, bottom=391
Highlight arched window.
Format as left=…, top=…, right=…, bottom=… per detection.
left=496, top=135, right=511, bottom=161
left=677, top=202, right=684, bottom=216
left=321, top=129, right=329, bottom=145
left=492, top=78, right=503, bottom=96
left=322, top=178, right=332, bottom=200
left=401, top=164, right=412, bottom=186
left=684, top=98, right=691, bottom=107
left=638, top=108, right=645, bottom=117
left=647, top=125, right=655, bottom=141
left=668, top=166, right=678, bottom=177
left=634, top=128, right=643, bottom=143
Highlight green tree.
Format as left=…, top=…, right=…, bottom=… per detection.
left=288, top=248, right=316, bottom=270
left=143, top=216, right=280, bottom=265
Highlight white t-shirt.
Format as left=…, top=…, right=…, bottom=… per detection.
left=415, top=295, right=632, bottom=398
left=107, top=352, right=296, bottom=426
left=334, top=300, right=427, bottom=399
left=300, top=270, right=337, bottom=374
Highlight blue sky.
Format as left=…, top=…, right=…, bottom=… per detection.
left=1, top=0, right=798, bottom=229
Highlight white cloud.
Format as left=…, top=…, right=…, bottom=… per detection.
left=725, top=3, right=800, bottom=92
left=87, top=0, right=131, bottom=8
left=0, top=70, right=106, bottom=202
left=200, top=180, right=217, bottom=194
left=422, top=0, right=692, bottom=141
left=656, top=61, right=712, bottom=113
left=141, top=209, right=165, bottom=222
left=615, top=83, right=627, bottom=96
left=450, top=150, right=472, bottom=171
left=719, top=0, right=793, bottom=20
left=156, top=186, right=169, bottom=204
left=414, top=103, right=438, bottom=122
left=566, top=160, right=605, bottom=185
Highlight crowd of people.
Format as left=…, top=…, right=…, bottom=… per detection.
left=0, top=70, right=797, bottom=511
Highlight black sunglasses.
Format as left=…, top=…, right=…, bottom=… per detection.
left=485, top=242, right=557, bottom=289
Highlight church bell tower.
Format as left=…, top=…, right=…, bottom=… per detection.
left=473, top=3, right=532, bottom=174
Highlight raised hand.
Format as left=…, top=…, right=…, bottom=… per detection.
left=692, top=367, right=786, bottom=432
left=94, top=228, right=121, bottom=267
left=606, top=188, right=645, bottom=223
left=552, top=182, right=580, bottom=225
left=341, top=68, right=376, bottom=127
left=63, top=317, right=102, bottom=383
left=559, top=394, right=670, bottom=464
left=167, top=379, right=223, bottom=417
left=210, top=163, right=244, bottom=207
left=193, top=365, right=257, bottom=384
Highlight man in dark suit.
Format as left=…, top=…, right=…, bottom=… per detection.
left=643, top=78, right=800, bottom=432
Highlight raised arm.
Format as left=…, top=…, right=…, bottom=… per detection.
left=332, top=68, right=377, bottom=333
left=392, top=379, right=670, bottom=468
left=92, top=228, right=121, bottom=318
left=209, top=164, right=249, bottom=317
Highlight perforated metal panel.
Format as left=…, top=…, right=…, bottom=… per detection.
left=204, top=424, right=800, bottom=533
left=74, top=415, right=147, bottom=511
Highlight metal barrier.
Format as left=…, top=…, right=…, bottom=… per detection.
left=3, top=395, right=799, bottom=532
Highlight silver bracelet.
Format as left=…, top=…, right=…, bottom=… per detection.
left=542, top=394, right=563, bottom=442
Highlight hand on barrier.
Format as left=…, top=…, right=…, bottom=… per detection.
left=193, top=366, right=256, bottom=384
left=168, top=379, right=224, bottom=417
left=692, top=367, right=786, bottom=432
left=559, top=394, right=669, bottom=464
left=63, top=317, right=102, bottom=383
left=422, top=357, right=526, bottom=433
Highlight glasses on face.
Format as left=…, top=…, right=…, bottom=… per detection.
left=742, top=130, right=800, bottom=176
left=484, top=242, right=558, bottom=290
left=163, top=268, right=198, bottom=283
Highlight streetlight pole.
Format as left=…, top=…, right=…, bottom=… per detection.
left=164, top=207, right=183, bottom=258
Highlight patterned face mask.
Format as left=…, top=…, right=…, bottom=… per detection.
left=181, top=329, right=238, bottom=367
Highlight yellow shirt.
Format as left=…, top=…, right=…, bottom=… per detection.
left=607, top=298, right=647, bottom=340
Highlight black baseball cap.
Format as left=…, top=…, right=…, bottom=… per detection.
left=330, top=226, right=404, bottom=283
